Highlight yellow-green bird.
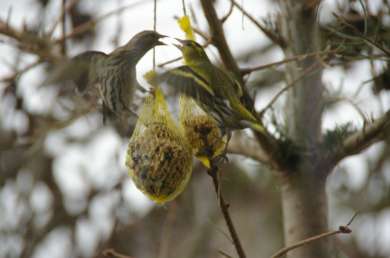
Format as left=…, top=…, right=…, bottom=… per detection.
left=159, top=39, right=265, bottom=136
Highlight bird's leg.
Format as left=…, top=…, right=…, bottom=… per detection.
left=213, top=129, right=231, bottom=166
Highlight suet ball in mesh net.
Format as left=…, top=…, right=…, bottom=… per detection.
left=126, top=88, right=192, bottom=204
left=179, top=95, right=226, bottom=168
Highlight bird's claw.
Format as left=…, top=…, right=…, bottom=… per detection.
left=213, top=153, right=229, bottom=166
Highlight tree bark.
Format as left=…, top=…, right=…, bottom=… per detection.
left=279, top=1, right=332, bottom=258
left=281, top=171, right=330, bottom=258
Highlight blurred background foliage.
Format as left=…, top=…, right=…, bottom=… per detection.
left=0, top=0, right=389, bottom=258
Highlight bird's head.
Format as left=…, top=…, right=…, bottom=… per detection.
left=127, top=30, right=167, bottom=51
left=174, top=39, right=209, bottom=64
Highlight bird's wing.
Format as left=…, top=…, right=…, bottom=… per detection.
left=159, top=66, right=215, bottom=97
left=219, top=68, right=258, bottom=111
left=43, top=51, right=107, bottom=93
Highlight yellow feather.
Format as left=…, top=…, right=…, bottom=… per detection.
left=178, top=15, right=195, bottom=41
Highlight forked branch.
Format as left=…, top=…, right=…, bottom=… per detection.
left=270, top=213, right=357, bottom=258
left=331, top=109, right=390, bottom=165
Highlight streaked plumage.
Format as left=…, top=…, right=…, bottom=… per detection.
left=45, top=30, right=165, bottom=123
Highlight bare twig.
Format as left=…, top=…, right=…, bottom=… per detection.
left=55, top=0, right=155, bottom=43
left=200, top=0, right=242, bottom=80
left=324, top=96, right=368, bottom=123
left=0, top=59, right=42, bottom=84
left=153, top=0, right=157, bottom=69
left=270, top=213, right=357, bottom=258
left=61, top=0, right=67, bottom=55
left=103, top=249, right=134, bottom=258
left=47, top=0, right=80, bottom=37
left=259, top=62, right=320, bottom=116
left=0, top=19, right=60, bottom=62
left=158, top=56, right=182, bottom=67
left=220, top=1, right=234, bottom=23
left=218, top=250, right=234, bottom=258
left=327, top=14, right=390, bottom=56
left=207, top=162, right=246, bottom=258
left=230, top=0, right=286, bottom=48
left=111, top=0, right=124, bottom=48
left=240, top=49, right=334, bottom=75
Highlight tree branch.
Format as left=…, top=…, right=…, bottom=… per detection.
left=60, top=0, right=67, bottom=55
left=220, top=1, right=234, bottom=24
left=55, top=0, right=155, bottom=44
left=227, top=133, right=269, bottom=164
left=331, top=109, right=390, bottom=164
left=207, top=162, right=246, bottom=258
left=103, top=249, right=135, bottom=258
left=270, top=213, right=357, bottom=258
left=199, top=0, right=241, bottom=80
left=259, top=62, right=321, bottom=116
left=240, top=48, right=334, bottom=76
left=270, top=227, right=351, bottom=258
left=0, top=19, right=60, bottom=62
left=230, top=0, right=286, bottom=48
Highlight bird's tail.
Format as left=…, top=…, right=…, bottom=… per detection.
left=246, top=120, right=267, bottom=134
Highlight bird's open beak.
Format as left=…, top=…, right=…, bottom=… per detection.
left=172, top=38, right=185, bottom=50
left=158, top=37, right=183, bottom=49
left=156, top=34, right=168, bottom=45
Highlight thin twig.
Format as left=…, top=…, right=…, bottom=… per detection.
left=153, top=0, right=157, bottom=70
left=181, top=0, right=187, bottom=16
left=55, top=0, right=155, bottom=43
left=200, top=0, right=242, bottom=80
left=103, top=249, right=134, bottom=258
left=270, top=213, right=357, bottom=258
left=329, top=13, right=390, bottom=56
left=241, top=49, right=335, bottom=75
left=0, top=59, right=42, bottom=84
left=0, top=19, right=61, bottom=62
left=220, top=1, right=234, bottom=23
left=61, top=0, right=67, bottom=55
left=48, top=0, right=80, bottom=37
left=207, top=162, right=246, bottom=258
left=158, top=56, right=182, bottom=67
left=218, top=250, right=234, bottom=258
left=259, top=62, right=320, bottom=116
left=230, top=0, right=285, bottom=47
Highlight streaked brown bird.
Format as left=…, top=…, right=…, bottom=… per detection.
left=45, top=30, right=166, bottom=126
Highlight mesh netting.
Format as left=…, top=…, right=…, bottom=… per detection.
left=126, top=88, right=193, bottom=204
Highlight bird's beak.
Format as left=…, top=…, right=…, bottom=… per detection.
left=158, top=37, right=183, bottom=49
left=156, top=34, right=168, bottom=45
left=172, top=38, right=185, bottom=50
